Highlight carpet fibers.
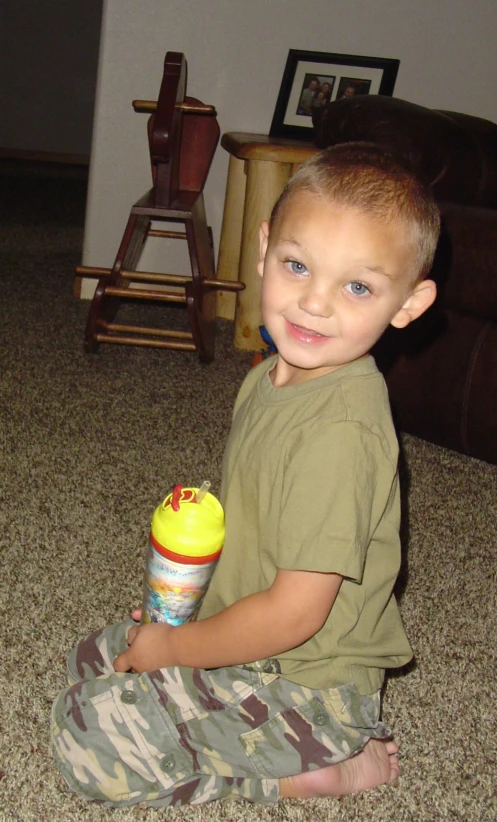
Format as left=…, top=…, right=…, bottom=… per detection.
left=0, top=165, right=495, bottom=821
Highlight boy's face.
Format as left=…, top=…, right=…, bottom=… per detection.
left=258, top=192, right=436, bottom=386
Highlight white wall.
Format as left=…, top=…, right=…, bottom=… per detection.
left=80, top=0, right=497, bottom=297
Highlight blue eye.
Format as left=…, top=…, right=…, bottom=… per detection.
left=347, top=281, right=370, bottom=297
left=286, top=259, right=308, bottom=276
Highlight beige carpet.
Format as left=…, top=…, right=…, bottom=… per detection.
left=0, top=166, right=495, bottom=821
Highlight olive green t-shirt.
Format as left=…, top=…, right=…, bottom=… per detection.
left=198, top=356, right=413, bottom=694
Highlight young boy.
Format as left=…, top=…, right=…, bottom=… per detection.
left=51, top=143, right=440, bottom=807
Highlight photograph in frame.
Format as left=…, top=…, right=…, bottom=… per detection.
left=270, top=50, right=400, bottom=140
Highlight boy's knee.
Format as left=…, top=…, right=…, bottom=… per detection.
left=51, top=680, right=148, bottom=804
left=50, top=674, right=194, bottom=806
left=51, top=682, right=119, bottom=803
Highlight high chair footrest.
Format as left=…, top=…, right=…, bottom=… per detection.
left=203, top=278, right=245, bottom=292
left=105, top=323, right=193, bottom=340
left=94, top=332, right=196, bottom=351
left=104, top=286, right=187, bottom=303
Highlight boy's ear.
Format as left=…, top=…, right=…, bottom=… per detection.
left=390, top=279, right=437, bottom=329
left=257, top=221, right=270, bottom=278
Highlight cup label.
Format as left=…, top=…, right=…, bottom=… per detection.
left=142, top=542, right=217, bottom=626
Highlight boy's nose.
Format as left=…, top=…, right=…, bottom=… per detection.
left=298, top=287, right=334, bottom=318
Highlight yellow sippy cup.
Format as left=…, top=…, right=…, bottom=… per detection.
left=141, top=481, right=224, bottom=626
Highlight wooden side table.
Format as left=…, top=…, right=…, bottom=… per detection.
left=216, top=132, right=318, bottom=350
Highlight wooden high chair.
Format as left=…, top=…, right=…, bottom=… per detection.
left=78, top=52, right=243, bottom=363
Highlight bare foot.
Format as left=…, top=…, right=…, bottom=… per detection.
left=279, top=738, right=399, bottom=799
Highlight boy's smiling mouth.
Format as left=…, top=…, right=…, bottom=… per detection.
left=286, top=320, right=331, bottom=343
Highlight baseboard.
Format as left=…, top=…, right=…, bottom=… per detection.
left=0, top=147, right=89, bottom=165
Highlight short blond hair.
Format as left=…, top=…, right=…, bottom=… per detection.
left=270, top=142, right=441, bottom=282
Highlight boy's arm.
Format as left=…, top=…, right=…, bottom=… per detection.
left=114, top=568, right=343, bottom=673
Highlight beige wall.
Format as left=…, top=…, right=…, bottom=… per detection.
left=80, top=0, right=497, bottom=297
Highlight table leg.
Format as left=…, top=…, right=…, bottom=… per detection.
left=216, top=155, right=246, bottom=320
left=234, top=158, right=292, bottom=350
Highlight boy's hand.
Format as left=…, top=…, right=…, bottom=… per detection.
left=113, top=622, right=176, bottom=673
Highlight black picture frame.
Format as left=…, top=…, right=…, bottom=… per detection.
left=269, top=50, right=400, bottom=141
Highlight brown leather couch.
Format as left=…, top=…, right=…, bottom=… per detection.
left=313, top=95, right=497, bottom=465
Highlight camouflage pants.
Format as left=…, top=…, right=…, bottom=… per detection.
left=51, top=619, right=390, bottom=807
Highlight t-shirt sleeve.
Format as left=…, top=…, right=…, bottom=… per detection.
left=276, top=421, right=389, bottom=582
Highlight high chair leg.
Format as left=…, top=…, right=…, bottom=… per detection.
left=186, top=283, right=216, bottom=363
left=84, top=214, right=150, bottom=353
